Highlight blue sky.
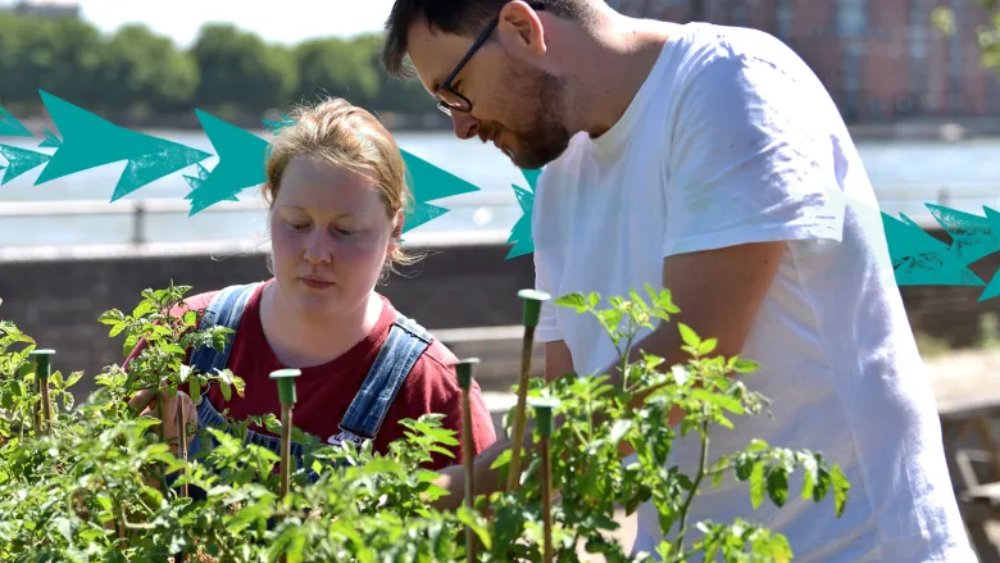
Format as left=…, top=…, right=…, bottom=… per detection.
left=74, top=0, right=396, bottom=47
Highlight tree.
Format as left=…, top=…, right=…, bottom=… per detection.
left=0, top=14, right=105, bottom=110
left=103, top=24, right=199, bottom=114
left=292, top=36, right=380, bottom=107
left=934, top=0, right=1000, bottom=72
left=191, top=24, right=297, bottom=116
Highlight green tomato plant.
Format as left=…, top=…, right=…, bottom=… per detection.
left=0, top=283, right=849, bottom=562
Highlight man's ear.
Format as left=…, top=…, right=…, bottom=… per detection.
left=497, top=0, right=547, bottom=57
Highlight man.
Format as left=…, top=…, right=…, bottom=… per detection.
left=382, top=1, right=974, bottom=560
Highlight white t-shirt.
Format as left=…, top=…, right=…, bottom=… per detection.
left=531, top=22, right=974, bottom=562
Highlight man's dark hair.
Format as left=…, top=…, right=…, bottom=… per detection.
left=382, top=0, right=594, bottom=78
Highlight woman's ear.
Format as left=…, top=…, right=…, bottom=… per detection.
left=390, top=212, right=404, bottom=245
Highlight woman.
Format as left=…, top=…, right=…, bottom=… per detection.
left=127, top=97, right=496, bottom=472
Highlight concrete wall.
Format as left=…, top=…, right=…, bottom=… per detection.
left=0, top=241, right=537, bottom=395
left=1, top=234, right=998, bottom=397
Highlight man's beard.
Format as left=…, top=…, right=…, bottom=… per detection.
left=504, top=69, right=573, bottom=170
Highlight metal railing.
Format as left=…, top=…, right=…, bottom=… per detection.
left=0, top=191, right=517, bottom=245
left=0, top=184, right=997, bottom=246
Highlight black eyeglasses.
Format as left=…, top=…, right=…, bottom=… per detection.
left=436, top=2, right=546, bottom=116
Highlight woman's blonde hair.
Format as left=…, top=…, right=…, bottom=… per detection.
left=262, top=97, right=420, bottom=279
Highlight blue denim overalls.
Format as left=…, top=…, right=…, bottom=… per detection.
left=177, top=281, right=433, bottom=489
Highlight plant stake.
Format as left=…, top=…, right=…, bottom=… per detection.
left=269, top=368, right=301, bottom=500
left=508, top=289, right=551, bottom=492
left=530, top=397, right=559, bottom=563
left=456, top=358, right=480, bottom=563
left=29, top=349, right=55, bottom=435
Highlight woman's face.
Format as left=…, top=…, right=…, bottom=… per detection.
left=268, top=155, right=398, bottom=321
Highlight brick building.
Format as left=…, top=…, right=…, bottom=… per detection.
left=610, top=0, right=1000, bottom=122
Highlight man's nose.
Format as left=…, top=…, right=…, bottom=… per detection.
left=451, top=112, right=479, bottom=140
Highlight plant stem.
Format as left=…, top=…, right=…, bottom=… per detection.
left=177, top=402, right=189, bottom=498
left=674, top=420, right=709, bottom=557
left=155, top=390, right=168, bottom=491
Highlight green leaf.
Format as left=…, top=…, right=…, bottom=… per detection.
left=555, top=293, right=588, bottom=313
left=801, top=455, right=818, bottom=501
left=108, top=321, right=128, bottom=338
left=749, top=461, right=765, bottom=509
left=731, top=358, right=760, bottom=374
left=98, top=310, right=125, bottom=326
left=64, top=371, right=83, bottom=388
left=189, top=378, right=202, bottom=404
left=132, top=300, right=157, bottom=318
left=830, top=464, right=850, bottom=517
left=220, top=381, right=231, bottom=402
left=678, top=323, right=701, bottom=349
left=588, top=292, right=601, bottom=308
left=52, top=516, right=73, bottom=542
left=691, top=389, right=744, bottom=415
left=698, top=338, right=718, bottom=356
left=767, top=467, right=789, bottom=507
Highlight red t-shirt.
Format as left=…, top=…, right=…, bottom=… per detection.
left=126, top=279, right=496, bottom=470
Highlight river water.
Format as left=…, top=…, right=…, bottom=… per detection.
left=1, top=130, right=999, bottom=247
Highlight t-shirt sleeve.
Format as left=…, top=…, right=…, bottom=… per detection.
left=533, top=246, right=562, bottom=343
left=662, top=52, right=847, bottom=258
left=386, top=352, right=498, bottom=470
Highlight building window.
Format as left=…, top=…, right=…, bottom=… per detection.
left=837, top=0, right=868, bottom=39
left=776, top=0, right=794, bottom=40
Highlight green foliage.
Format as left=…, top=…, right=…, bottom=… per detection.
left=191, top=24, right=298, bottom=116
left=0, top=13, right=438, bottom=119
left=102, top=24, right=199, bottom=113
left=0, top=283, right=849, bottom=560
left=934, top=1, right=1000, bottom=74
left=482, top=287, right=848, bottom=561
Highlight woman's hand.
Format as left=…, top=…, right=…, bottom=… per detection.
left=128, top=388, right=199, bottom=456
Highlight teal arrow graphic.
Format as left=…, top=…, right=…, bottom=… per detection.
left=400, top=149, right=479, bottom=233
left=262, top=114, right=296, bottom=136
left=926, top=203, right=998, bottom=265
left=980, top=207, right=1000, bottom=301
left=38, top=127, right=62, bottom=149
left=34, top=90, right=211, bottom=201
left=505, top=167, right=541, bottom=259
left=0, top=107, right=32, bottom=137
left=185, top=110, right=269, bottom=215
left=183, top=162, right=210, bottom=191
left=882, top=212, right=985, bottom=286
left=183, top=162, right=238, bottom=202
left=981, top=268, right=1000, bottom=302
left=0, top=144, right=52, bottom=185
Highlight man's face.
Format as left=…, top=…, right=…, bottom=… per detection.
left=405, top=18, right=573, bottom=169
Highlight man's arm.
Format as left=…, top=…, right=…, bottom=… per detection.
left=431, top=241, right=786, bottom=509
left=545, top=340, right=574, bottom=382
left=606, top=241, right=787, bottom=425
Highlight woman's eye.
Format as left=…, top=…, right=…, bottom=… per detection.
left=288, top=222, right=310, bottom=232
left=334, top=228, right=357, bottom=237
